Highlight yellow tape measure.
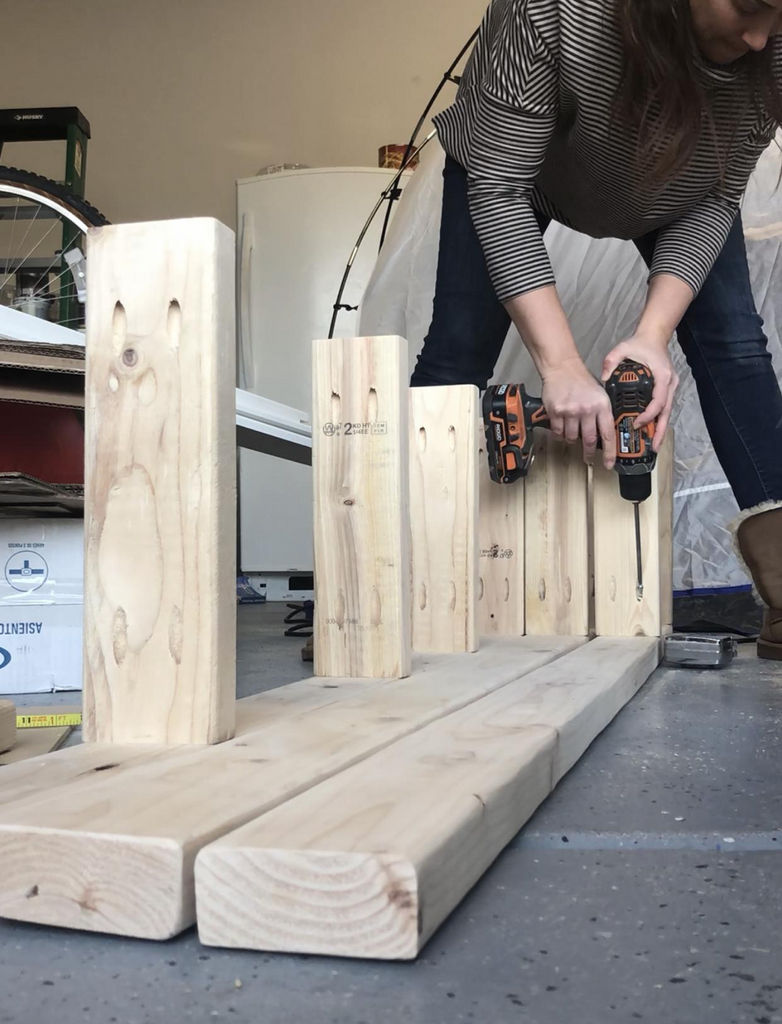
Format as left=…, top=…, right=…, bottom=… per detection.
left=16, top=712, right=82, bottom=729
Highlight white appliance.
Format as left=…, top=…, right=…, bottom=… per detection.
left=236, top=167, right=409, bottom=591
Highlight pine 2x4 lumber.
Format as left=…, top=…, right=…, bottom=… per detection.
left=409, top=385, right=479, bottom=654
left=195, top=637, right=660, bottom=959
left=0, top=637, right=581, bottom=940
left=477, top=422, right=526, bottom=636
left=592, top=432, right=674, bottom=637
left=0, top=675, right=390, bottom=811
left=83, top=218, right=237, bottom=745
left=524, top=432, right=590, bottom=636
left=313, top=336, right=411, bottom=679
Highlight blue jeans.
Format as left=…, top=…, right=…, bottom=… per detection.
left=412, top=156, right=782, bottom=510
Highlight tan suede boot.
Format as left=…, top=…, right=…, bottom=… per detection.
left=735, top=504, right=782, bottom=661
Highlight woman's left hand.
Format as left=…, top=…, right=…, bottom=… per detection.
left=601, top=331, right=679, bottom=452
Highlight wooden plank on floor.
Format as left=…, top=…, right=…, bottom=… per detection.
left=477, top=422, right=525, bottom=636
left=409, top=385, right=479, bottom=654
left=0, top=637, right=582, bottom=939
left=0, top=673, right=390, bottom=809
left=84, top=218, right=237, bottom=745
left=524, top=433, right=589, bottom=636
left=195, top=637, right=659, bottom=959
left=0, top=701, right=16, bottom=754
left=0, top=726, right=73, bottom=766
left=313, top=336, right=411, bottom=679
left=593, top=433, right=674, bottom=637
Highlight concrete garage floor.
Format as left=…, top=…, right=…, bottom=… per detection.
left=2, top=605, right=782, bottom=1024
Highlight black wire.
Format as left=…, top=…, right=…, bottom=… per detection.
left=327, top=26, right=480, bottom=340
left=377, top=26, right=480, bottom=253
left=327, top=133, right=436, bottom=341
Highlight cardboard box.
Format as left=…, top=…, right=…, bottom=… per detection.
left=0, top=519, right=83, bottom=693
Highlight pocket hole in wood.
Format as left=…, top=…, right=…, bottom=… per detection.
left=368, top=386, right=378, bottom=421
left=418, top=427, right=427, bottom=453
left=167, top=299, right=182, bottom=350
left=111, top=301, right=126, bottom=353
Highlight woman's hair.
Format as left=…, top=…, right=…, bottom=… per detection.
left=614, top=0, right=782, bottom=184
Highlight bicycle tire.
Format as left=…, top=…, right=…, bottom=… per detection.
left=0, top=165, right=109, bottom=229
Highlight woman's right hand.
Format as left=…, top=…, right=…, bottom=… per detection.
left=541, top=357, right=617, bottom=469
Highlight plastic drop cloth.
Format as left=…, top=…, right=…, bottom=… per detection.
left=359, top=137, right=782, bottom=595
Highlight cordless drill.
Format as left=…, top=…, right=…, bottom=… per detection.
left=482, top=360, right=656, bottom=599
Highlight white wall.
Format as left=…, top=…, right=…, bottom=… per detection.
left=3, top=0, right=483, bottom=228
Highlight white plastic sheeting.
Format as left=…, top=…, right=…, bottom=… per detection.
left=359, top=138, right=782, bottom=594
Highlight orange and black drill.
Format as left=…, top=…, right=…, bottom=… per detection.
left=482, top=360, right=656, bottom=599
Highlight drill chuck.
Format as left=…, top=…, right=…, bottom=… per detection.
left=618, top=472, right=653, bottom=504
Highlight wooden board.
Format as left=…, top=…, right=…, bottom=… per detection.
left=0, top=726, right=72, bottom=766
left=0, top=637, right=581, bottom=939
left=0, top=701, right=15, bottom=754
left=0, top=675, right=388, bottom=810
left=313, top=336, right=410, bottom=679
left=593, top=433, right=674, bottom=637
left=409, top=386, right=479, bottom=654
left=524, top=433, right=589, bottom=636
left=83, top=218, right=237, bottom=745
left=477, top=422, right=525, bottom=636
left=195, top=637, right=660, bottom=958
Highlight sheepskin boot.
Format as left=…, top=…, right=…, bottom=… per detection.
left=735, top=503, right=782, bottom=661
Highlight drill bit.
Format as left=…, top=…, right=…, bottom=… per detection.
left=634, top=501, right=644, bottom=602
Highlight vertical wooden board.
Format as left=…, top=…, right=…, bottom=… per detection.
left=409, top=386, right=479, bottom=654
left=0, top=701, right=15, bottom=754
left=593, top=432, right=674, bottom=637
left=84, top=219, right=237, bottom=745
left=477, top=422, right=525, bottom=636
left=524, top=433, right=589, bottom=636
left=313, top=336, right=410, bottom=679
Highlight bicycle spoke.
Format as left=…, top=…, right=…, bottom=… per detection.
left=0, top=202, right=42, bottom=294
left=13, top=234, right=84, bottom=303
left=5, top=218, right=61, bottom=287
left=3, top=198, right=21, bottom=285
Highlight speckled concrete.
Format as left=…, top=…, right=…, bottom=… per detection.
left=1, top=608, right=781, bottom=1024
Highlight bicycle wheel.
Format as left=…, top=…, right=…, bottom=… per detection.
left=0, top=166, right=109, bottom=330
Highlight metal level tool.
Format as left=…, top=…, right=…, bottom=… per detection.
left=663, top=634, right=738, bottom=670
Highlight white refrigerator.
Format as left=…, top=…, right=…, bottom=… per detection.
left=236, top=166, right=409, bottom=594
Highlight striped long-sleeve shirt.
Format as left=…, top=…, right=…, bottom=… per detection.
left=433, top=0, right=780, bottom=302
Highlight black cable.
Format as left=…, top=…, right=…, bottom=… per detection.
left=327, top=132, right=437, bottom=340
left=327, top=25, right=480, bottom=340
left=377, top=26, right=479, bottom=253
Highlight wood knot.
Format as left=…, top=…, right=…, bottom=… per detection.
left=121, top=348, right=138, bottom=367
